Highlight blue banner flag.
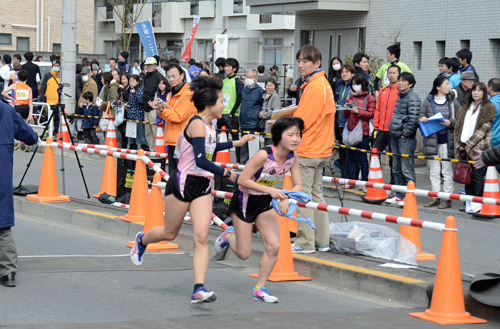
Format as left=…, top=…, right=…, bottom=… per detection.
left=135, top=20, right=158, bottom=58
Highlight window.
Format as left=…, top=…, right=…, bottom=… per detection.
left=106, top=4, right=113, bottom=19
left=76, top=44, right=79, bottom=54
left=489, top=39, right=500, bottom=80
left=264, top=39, right=283, bottom=46
left=436, top=40, right=445, bottom=62
left=233, top=0, right=243, bottom=14
left=16, top=37, right=30, bottom=51
left=152, top=2, right=162, bottom=27
left=53, top=43, right=61, bottom=53
left=413, top=41, right=422, bottom=71
left=460, top=39, right=470, bottom=50
left=300, top=31, right=312, bottom=47
left=0, top=33, right=12, bottom=46
left=259, top=14, right=272, bottom=24
left=358, top=28, right=365, bottom=52
left=190, top=1, right=199, bottom=15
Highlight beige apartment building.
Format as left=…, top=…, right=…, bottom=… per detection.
left=0, top=0, right=95, bottom=54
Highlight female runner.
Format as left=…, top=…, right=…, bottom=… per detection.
left=131, top=76, right=256, bottom=303
left=214, top=116, right=304, bottom=303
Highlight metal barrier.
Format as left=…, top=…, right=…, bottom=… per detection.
left=31, top=102, right=53, bottom=136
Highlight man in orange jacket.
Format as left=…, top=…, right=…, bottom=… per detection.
left=372, top=64, right=400, bottom=185
left=291, top=45, right=336, bottom=254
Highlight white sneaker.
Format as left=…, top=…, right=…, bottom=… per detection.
left=385, top=196, right=399, bottom=204
left=398, top=198, right=405, bottom=207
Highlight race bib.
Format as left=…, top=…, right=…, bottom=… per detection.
left=16, top=88, right=29, bottom=101
left=223, top=94, right=231, bottom=108
left=383, top=71, right=389, bottom=86
left=256, top=174, right=281, bottom=188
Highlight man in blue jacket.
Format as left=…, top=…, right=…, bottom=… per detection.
left=488, top=78, right=500, bottom=148
left=239, top=69, right=265, bottom=164
left=0, top=98, right=38, bottom=287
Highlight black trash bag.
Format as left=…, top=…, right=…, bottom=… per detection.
left=98, top=192, right=117, bottom=205
left=13, top=185, right=39, bottom=196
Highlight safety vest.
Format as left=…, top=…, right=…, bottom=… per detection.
left=11, top=81, right=30, bottom=106
left=222, top=76, right=240, bottom=116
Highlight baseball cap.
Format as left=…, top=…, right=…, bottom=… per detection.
left=144, top=57, right=157, bottom=65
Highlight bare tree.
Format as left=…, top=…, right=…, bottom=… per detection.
left=99, top=0, right=149, bottom=52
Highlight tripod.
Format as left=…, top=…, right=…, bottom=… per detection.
left=16, top=94, right=91, bottom=198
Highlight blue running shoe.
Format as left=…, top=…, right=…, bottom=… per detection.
left=214, top=226, right=234, bottom=253
left=191, top=287, right=217, bottom=304
left=253, top=287, right=279, bottom=303
left=460, top=189, right=466, bottom=194
left=130, top=232, right=146, bottom=266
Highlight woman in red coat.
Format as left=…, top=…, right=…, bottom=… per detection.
left=343, top=73, right=376, bottom=188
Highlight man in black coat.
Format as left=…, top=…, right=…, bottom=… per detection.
left=21, top=52, right=41, bottom=101
left=142, top=57, right=164, bottom=151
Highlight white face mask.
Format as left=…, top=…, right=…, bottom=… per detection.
left=53, top=67, right=60, bottom=72
left=352, top=84, right=362, bottom=92
left=245, top=78, right=255, bottom=87
left=332, top=64, right=341, bottom=71
left=82, top=75, right=89, bottom=82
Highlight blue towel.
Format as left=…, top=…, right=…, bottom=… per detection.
left=272, top=190, right=315, bottom=229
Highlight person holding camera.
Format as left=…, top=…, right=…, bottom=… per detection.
left=39, top=59, right=61, bottom=139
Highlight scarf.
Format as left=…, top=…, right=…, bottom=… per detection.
left=301, top=68, right=321, bottom=84
left=461, top=102, right=481, bottom=143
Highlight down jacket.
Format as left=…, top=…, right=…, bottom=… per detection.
left=481, top=144, right=500, bottom=166
left=343, top=91, right=375, bottom=136
left=388, top=88, right=421, bottom=140
left=240, top=84, right=265, bottom=129
left=419, top=95, right=460, bottom=158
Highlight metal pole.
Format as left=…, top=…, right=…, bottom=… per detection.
left=61, top=0, right=76, bottom=117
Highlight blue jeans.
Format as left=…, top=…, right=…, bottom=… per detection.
left=347, top=135, right=369, bottom=181
left=391, top=137, right=416, bottom=199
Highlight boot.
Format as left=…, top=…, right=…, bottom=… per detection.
left=437, top=199, right=452, bottom=209
left=424, top=198, right=440, bottom=207
left=77, top=131, right=85, bottom=141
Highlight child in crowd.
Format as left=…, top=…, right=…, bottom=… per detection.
left=76, top=91, right=100, bottom=144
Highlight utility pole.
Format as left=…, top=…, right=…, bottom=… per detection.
left=60, top=0, right=77, bottom=116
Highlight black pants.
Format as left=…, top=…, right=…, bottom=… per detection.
left=371, top=130, right=395, bottom=184
left=83, top=128, right=99, bottom=144
left=167, top=145, right=178, bottom=176
left=465, top=166, right=485, bottom=197
left=335, top=121, right=347, bottom=178
left=218, top=114, right=240, bottom=163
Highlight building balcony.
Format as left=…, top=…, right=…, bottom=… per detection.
left=97, top=6, right=115, bottom=22
left=247, top=14, right=295, bottom=30
left=180, top=1, right=216, bottom=19
left=221, top=0, right=250, bottom=17
left=245, top=0, right=370, bottom=14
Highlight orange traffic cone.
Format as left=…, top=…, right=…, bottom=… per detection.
left=126, top=173, right=179, bottom=251
left=104, top=116, right=117, bottom=147
left=473, top=166, right=500, bottom=219
left=116, top=149, right=149, bottom=223
left=216, top=126, right=230, bottom=164
left=61, top=112, right=71, bottom=143
left=410, top=216, right=487, bottom=324
left=26, top=137, right=70, bottom=203
left=361, top=148, right=388, bottom=204
left=400, top=181, right=436, bottom=261
left=249, top=209, right=311, bottom=282
left=93, top=141, right=117, bottom=198
left=155, top=123, right=167, bottom=155
left=283, top=171, right=297, bottom=234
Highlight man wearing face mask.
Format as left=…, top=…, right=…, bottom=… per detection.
left=239, top=69, right=265, bottom=164
left=78, top=66, right=98, bottom=109
left=40, top=59, right=62, bottom=138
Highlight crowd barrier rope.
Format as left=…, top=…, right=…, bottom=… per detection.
left=67, top=113, right=159, bottom=126
left=61, top=142, right=168, bottom=159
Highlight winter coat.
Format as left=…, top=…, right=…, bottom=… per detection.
left=142, top=70, right=164, bottom=112
left=343, top=91, right=375, bottom=136
left=39, top=69, right=60, bottom=105
left=76, top=104, right=100, bottom=129
left=262, top=91, right=281, bottom=134
left=334, top=79, right=352, bottom=128
left=451, top=84, right=469, bottom=108
left=455, top=102, right=496, bottom=158
left=481, top=144, right=500, bottom=167
left=100, top=80, right=119, bottom=116
left=489, top=94, right=500, bottom=147
left=78, top=78, right=98, bottom=107
left=0, top=99, right=38, bottom=228
left=127, top=84, right=145, bottom=121
left=388, top=88, right=421, bottom=139
left=419, top=95, right=459, bottom=158
left=287, top=77, right=304, bottom=104
left=374, top=84, right=398, bottom=131
left=240, top=84, right=265, bottom=129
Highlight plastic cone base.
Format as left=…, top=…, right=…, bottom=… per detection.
left=248, top=272, right=311, bottom=282
left=26, top=194, right=70, bottom=203
left=409, top=310, right=487, bottom=325
left=416, top=251, right=437, bottom=261
left=126, top=240, right=179, bottom=251
left=360, top=196, right=387, bottom=204
left=472, top=212, right=500, bottom=219
left=116, top=214, right=145, bottom=223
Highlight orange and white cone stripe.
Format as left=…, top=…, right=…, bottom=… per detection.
left=104, top=116, right=117, bottom=147
left=361, top=148, right=388, bottom=204
left=216, top=126, right=230, bottom=163
left=474, top=166, right=500, bottom=219
left=155, top=124, right=167, bottom=155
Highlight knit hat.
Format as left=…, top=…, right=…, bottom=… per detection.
left=92, top=64, right=99, bottom=71
left=120, top=51, right=129, bottom=60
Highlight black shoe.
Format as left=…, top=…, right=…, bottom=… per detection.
left=459, top=206, right=466, bottom=212
left=0, top=273, right=16, bottom=287
left=77, top=131, right=85, bottom=141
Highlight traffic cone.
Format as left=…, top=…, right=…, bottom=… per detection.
left=361, top=148, right=388, bottom=204
left=473, top=166, right=500, bottom=219
left=61, top=112, right=71, bottom=143
left=126, top=173, right=179, bottom=251
left=400, top=181, right=436, bottom=261
left=26, top=137, right=70, bottom=203
left=283, top=171, right=297, bottom=234
left=409, top=216, right=487, bottom=324
left=116, top=149, right=149, bottom=223
left=249, top=208, right=311, bottom=282
left=155, top=123, right=167, bottom=155
left=93, top=141, right=117, bottom=198
left=104, top=116, right=117, bottom=147
left=216, top=126, right=230, bottom=164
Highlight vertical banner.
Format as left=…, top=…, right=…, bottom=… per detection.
left=135, top=20, right=158, bottom=58
left=181, top=16, right=200, bottom=61
left=215, top=34, right=228, bottom=59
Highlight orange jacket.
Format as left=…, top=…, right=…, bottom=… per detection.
left=374, top=84, right=399, bottom=131
left=293, top=71, right=336, bottom=158
left=158, top=83, right=197, bottom=146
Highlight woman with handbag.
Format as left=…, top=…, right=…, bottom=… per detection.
left=127, top=75, right=148, bottom=150
left=260, top=77, right=281, bottom=146
left=454, top=82, right=496, bottom=211
left=342, top=73, right=375, bottom=190
left=419, top=76, right=460, bottom=209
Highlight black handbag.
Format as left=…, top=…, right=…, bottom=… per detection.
left=256, top=118, right=266, bottom=132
